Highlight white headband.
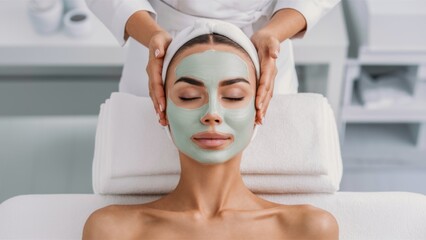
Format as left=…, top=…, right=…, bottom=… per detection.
left=161, top=19, right=260, bottom=83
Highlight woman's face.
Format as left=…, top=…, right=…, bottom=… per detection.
left=165, top=43, right=257, bottom=164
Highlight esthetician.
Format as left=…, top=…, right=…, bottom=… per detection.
left=85, top=0, right=340, bottom=125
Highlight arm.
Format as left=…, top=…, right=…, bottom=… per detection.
left=85, top=0, right=157, bottom=46
left=257, top=8, right=307, bottom=44
left=273, top=0, right=342, bottom=39
left=85, top=0, right=170, bottom=122
left=251, top=0, right=341, bottom=124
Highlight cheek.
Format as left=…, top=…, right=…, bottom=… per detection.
left=166, top=98, right=207, bottom=133
left=224, top=98, right=256, bottom=130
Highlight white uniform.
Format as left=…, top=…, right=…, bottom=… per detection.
left=85, top=0, right=340, bottom=96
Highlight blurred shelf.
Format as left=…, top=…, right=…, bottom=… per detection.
left=342, top=123, right=426, bottom=164
left=340, top=54, right=426, bottom=177
left=341, top=91, right=426, bottom=123
left=358, top=46, right=426, bottom=64
left=0, top=0, right=124, bottom=66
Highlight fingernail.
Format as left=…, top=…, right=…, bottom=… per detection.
left=159, top=104, right=163, bottom=112
left=156, top=112, right=160, bottom=120
left=275, top=50, right=279, bottom=56
left=154, top=49, right=160, bottom=58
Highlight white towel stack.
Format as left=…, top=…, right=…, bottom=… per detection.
left=358, top=70, right=414, bottom=109
left=93, top=92, right=342, bottom=194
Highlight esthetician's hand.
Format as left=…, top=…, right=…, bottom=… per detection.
left=250, top=30, right=280, bottom=125
left=250, top=8, right=307, bottom=125
left=146, top=30, right=172, bottom=126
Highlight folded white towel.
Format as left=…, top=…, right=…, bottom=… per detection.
left=358, top=70, right=414, bottom=109
left=93, top=92, right=342, bottom=194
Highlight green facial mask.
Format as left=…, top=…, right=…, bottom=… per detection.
left=166, top=50, right=256, bottom=164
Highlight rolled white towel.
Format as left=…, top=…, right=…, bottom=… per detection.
left=92, top=92, right=342, bottom=194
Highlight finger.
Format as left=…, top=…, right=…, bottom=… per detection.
left=147, top=44, right=167, bottom=103
left=260, top=90, right=273, bottom=124
left=148, top=81, right=160, bottom=114
left=256, top=69, right=274, bottom=125
left=154, top=41, right=165, bottom=58
left=150, top=80, right=167, bottom=126
left=159, top=112, right=169, bottom=126
left=261, top=64, right=277, bottom=123
left=149, top=37, right=165, bottom=59
left=257, top=62, right=277, bottom=123
left=152, top=68, right=166, bottom=114
left=158, top=111, right=168, bottom=127
left=256, top=58, right=275, bottom=110
left=256, top=79, right=267, bottom=113
left=154, top=33, right=172, bottom=59
left=255, top=106, right=263, bottom=125
left=268, top=38, right=280, bottom=59
left=147, top=60, right=163, bottom=115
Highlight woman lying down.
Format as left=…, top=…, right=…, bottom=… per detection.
left=83, top=20, right=339, bottom=240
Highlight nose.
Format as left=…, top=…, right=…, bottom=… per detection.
left=201, top=113, right=223, bottom=125
left=201, top=93, right=223, bottom=125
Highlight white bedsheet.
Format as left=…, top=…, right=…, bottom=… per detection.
left=1, top=192, right=425, bottom=239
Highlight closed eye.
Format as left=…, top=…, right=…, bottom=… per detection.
left=223, top=97, right=244, bottom=101
left=179, top=97, right=201, bottom=101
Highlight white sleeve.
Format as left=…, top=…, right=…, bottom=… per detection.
left=85, top=0, right=157, bottom=46
left=273, top=0, right=341, bottom=39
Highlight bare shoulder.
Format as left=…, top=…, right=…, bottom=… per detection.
left=278, top=204, right=339, bottom=240
left=82, top=204, right=142, bottom=240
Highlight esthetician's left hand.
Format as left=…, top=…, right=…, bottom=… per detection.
left=250, top=31, right=280, bottom=125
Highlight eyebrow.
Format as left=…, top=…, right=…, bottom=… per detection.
left=174, top=77, right=250, bottom=86
left=174, top=77, right=204, bottom=86
left=220, top=78, right=250, bottom=86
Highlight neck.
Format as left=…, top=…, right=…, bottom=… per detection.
left=165, top=151, right=265, bottom=218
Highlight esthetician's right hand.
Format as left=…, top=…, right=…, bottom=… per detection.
left=146, top=30, right=172, bottom=126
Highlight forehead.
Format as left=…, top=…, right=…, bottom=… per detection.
left=172, top=43, right=251, bottom=64
left=176, top=50, right=249, bottom=81
left=166, top=43, right=256, bottom=87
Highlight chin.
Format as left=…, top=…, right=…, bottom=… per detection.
left=179, top=150, right=243, bottom=165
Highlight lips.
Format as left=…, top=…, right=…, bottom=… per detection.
left=191, top=131, right=233, bottom=149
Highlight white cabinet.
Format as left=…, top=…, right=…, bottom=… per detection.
left=340, top=60, right=426, bottom=194
left=339, top=0, right=426, bottom=194
left=341, top=58, right=426, bottom=161
left=341, top=0, right=426, bottom=159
